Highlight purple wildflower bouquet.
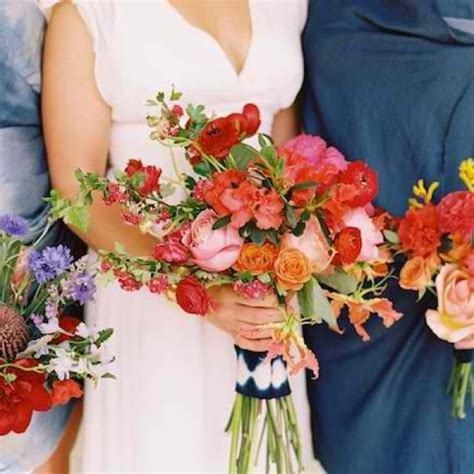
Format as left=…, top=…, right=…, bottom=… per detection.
left=0, top=214, right=114, bottom=436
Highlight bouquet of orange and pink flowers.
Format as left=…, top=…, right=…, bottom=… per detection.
left=52, top=90, right=402, bottom=472
left=391, top=159, right=474, bottom=418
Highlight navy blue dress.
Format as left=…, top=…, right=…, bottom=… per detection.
left=302, top=1, right=474, bottom=473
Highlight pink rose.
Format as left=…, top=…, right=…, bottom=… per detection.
left=342, top=208, right=383, bottom=261
left=281, top=216, right=332, bottom=273
left=182, top=210, right=244, bottom=272
left=426, top=264, right=474, bottom=343
left=152, top=241, right=189, bottom=264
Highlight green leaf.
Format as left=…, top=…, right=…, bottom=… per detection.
left=63, top=205, right=90, bottom=233
left=257, top=273, right=272, bottom=284
left=266, top=229, right=280, bottom=245
left=95, top=328, right=114, bottom=346
left=292, top=221, right=307, bottom=237
left=258, top=134, right=273, bottom=148
left=193, top=161, right=212, bottom=177
left=229, top=143, right=259, bottom=170
left=317, top=270, right=358, bottom=295
left=212, top=215, right=231, bottom=230
left=297, top=277, right=336, bottom=326
left=287, top=181, right=317, bottom=199
left=285, top=205, right=298, bottom=229
left=383, top=229, right=400, bottom=245
left=160, top=182, right=176, bottom=198
left=114, top=242, right=127, bottom=255
left=250, top=228, right=265, bottom=245
left=185, top=176, right=197, bottom=190
left=170, top=88, right=182, bottom=101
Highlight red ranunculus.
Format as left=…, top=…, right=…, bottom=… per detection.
left=333, top=227, right=362, bottom=266
left=437, top=191, right=474, bottom=241
left=51, top=379, right=83, bottom=406
left=398, top=204, right=441, bottom=258
left=0, top=359, right=52, bottom=435
left=125, top=159, right=143, bottom=176
left=124, top=159, right=162, bottom=195
left=175, top=276, right=212, bottom=316
left=53, top=315, right=81, bottom=344
left=227, top=103, right=261, bottom=137
left=197, top=117, right=241, bottom=159
left=203, top=170, right=246, bottom=216
left=339, top=161, right=378, bottom=208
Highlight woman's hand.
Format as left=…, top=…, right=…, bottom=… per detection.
left=206, top=286, right=284, bottom=352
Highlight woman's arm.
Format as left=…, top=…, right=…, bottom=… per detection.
left=271, top=104, right=300, bottom=146
left=42, top=2, right=157, bottom=256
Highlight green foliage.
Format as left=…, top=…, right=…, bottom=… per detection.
left=297, top=277, right=336, bottom=326
left=212, top=215, right=231, bottom=230
left=317, top=270, right=358, bottom=295
left=383, top=229, right=400, bottom=245
left=186, top=104, right=207, bottom=125
left=193, top=160, right=213, bottom=177
left=229, top=143, right=259, bottom=170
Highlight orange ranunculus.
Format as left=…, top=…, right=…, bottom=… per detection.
left=234, top=243, right=279, bottom=274
left=274, top=248, right=312, bottom=291
left=399, top=256, right=433, bottom=291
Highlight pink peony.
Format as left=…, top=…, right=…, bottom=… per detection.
left=426, top=264, right=474, bottom=343
left=182, top=210, right=244, bottom=272
left=280, top=134, right=348, bottom=171
left=281, top=216, right=332, bottom=273
left=342, top=208, right=383, bottom=262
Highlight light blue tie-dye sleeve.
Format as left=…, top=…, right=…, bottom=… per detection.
left=0, top=2, right=74, bottom=472
left=0, top=0, right=51, bottom=242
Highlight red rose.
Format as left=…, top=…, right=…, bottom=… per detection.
left=333, top=227, right=362, bottom=266
left=176, top=276, right=212, bottom=315
left=339, top=161, right=378, bottom=208
left=51, top=379, right=83, bottom=406
left=398, top=204, right=441, bottom=258
left=437, top=191, right=474, bottom=241
left=53, top=315, right=81, bottom=344
left=0, top=359, right=52, bottom=435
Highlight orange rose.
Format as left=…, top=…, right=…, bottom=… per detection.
left=234, top=243, right=278, bottom=274
left=274, top=248, right=312, bottom=291
left=399, top=256, right=432, bottom=291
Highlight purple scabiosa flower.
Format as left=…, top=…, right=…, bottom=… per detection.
left=69, top=272, right=96, bottom=305
left=27, top=245, right=73, bottom=283
left=0, top=215, right=29, bottom=237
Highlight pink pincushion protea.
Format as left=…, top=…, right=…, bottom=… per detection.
left=0, top=305, right=29, bottom=361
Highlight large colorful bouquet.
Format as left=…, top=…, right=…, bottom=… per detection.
left=54, top=90, right=401, bottom=472
left=392, top=159, right=474, bottom=418
left=0, top=215, right=113, bottom=435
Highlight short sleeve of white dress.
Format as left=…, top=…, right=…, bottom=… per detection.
left=37, top=0, right=115, bottom=106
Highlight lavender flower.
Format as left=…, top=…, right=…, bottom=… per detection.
left=69, top=272, right=96, bottom=305
left=28, top=245, right=73, bottom=283
left=0, top=214, right=29, bottom=237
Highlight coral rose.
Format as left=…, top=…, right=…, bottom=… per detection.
left=274, top=248, right=312, bottom=291
left=425, top=264, right=474, bottom=343
left=234, top=243, right=278, bottom=274
left=182, top=210, right=243, bottom=272
left=399, top=257, right=433, bottom=291
left=281, top=216, right=332, bottom=273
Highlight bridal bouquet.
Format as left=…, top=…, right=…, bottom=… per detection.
left=391, top=159, right=474, bottom=418
left=53, top=90, right=401, bottom=472
left=0, top=215, right=113, bottom=436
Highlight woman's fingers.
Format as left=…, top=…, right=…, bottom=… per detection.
left=238, top=326, right=274, bottom=340
left=235, top=306, right=284, bottom=325
left=236, top=292, right=279, bottom=309
left=234, top=335, right=273, bottom=352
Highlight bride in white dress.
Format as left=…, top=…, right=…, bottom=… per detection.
left=39, top=0, right=320, bottom=472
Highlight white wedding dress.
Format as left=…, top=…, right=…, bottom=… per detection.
left=40, top=1, right=321, bottom=472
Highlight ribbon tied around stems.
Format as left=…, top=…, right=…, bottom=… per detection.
left=454, top=348, right=474, bottom=363
left=235, top=346, right=291, bottom=400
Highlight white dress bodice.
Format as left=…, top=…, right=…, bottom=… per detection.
left=38, top=1, right=322, bottom=472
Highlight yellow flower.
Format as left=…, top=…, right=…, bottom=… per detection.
left=459, top=158, right=474, bottom=192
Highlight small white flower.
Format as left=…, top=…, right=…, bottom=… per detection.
left=75, top=322, right=99, bottom=340
left=48, top=348, right=75, bottom=380
left=38, top=317, right=60, bottom=335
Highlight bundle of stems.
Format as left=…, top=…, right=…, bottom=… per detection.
left=226, top=393, right=303, bottom=474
